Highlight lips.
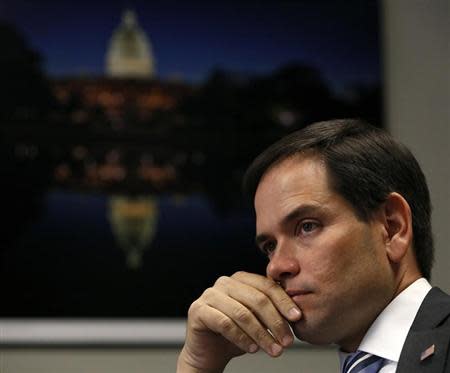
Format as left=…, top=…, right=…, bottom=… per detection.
left=286, top=289, right=312, bottom=306
left=286, top=289, right=312, bottom=297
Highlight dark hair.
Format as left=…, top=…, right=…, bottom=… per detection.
left=243, top=119, right=434, bottom=279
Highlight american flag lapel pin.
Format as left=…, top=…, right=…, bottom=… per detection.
left=420, top=344, right=435, bottom=362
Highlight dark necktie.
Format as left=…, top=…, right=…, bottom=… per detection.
left=342, top=350, right=385, bottom=373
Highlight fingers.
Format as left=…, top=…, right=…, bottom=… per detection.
left=231, top=271, right=302, bottom=322
left=194, top=300, right=261, bottom=354
left=213, top=276, right=294, bottom=349
left=202, top=287, right=284, bottom=356
left=189, top=271, right=302, bottom=359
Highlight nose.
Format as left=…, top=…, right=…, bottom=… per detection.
left=266, top=240, right=300, bottom=282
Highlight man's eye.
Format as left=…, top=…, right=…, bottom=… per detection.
left=296, top=221, right=319, bottom=236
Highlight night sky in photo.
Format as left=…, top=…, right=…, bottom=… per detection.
left=0, top=0, right=381, bottom=91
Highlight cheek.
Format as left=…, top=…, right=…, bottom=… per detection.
left=305, top=248, right=347, bottom=290
left=305, top=228, right=370, bottom=288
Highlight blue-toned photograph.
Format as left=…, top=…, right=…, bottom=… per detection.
left=0, top=0, right=382, bottom=318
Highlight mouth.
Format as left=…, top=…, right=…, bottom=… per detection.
left=286, top=289, right=312, bottom=297
left=286, top=289, right=312, bottom=304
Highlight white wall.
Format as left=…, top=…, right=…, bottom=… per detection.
left=383, top=0, right=450, bottom=292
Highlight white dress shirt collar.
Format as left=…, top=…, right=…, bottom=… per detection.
left=339, top=278, right=432, bottom=367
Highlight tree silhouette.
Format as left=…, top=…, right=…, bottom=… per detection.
left=0, top=22, right=53, bottom=254
left=0, top=22, right=53, bottom=123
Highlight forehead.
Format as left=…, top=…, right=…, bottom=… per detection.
left=255, top=155, right=328, bottom=201
left=254, top=156, right=332, bottom=223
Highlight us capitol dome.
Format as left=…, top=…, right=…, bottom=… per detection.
left=105, top=9, right=156, bottom=78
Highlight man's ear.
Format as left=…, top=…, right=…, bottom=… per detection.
left=381, top=192, right=413, bottom=263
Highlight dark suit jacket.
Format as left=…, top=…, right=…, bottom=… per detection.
left=397, top=287, right=450, bottom=372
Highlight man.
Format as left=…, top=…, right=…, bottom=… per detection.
left=177, top=119, right=450, bottom=372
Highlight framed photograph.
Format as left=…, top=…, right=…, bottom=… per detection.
left=0, top=0, right=382, bottom=345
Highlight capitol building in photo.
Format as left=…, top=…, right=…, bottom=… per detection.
left=105, top=9, right=156, bottom=79
left=51, top=9, right=191, bottom=129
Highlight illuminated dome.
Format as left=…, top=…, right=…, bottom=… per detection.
left=108, top=195, right=159, bottom=270
left=106, top=10, right=155, bottom=78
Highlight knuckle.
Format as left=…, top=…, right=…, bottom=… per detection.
left=265, top=279, right=280, bottom=293
left=254, top=293, right=269, bottom=308
left=187, top=299, right=202, bottom=317
left=277, top=296, right=294, bottom=309
left=231, top=271, right=246, bottom=279
left=255, top=328, right=270, bottom=343
left=201, top=287, right=216, bottom=300
left=214, top=276, right=230, bottom=287
left=234, top=307, right=252, bottom=324
left=219, top=317, right=235, bottom=334
left=274, top=291, right=295, bottom=309
left=271, top=317, right=286, bottom=332
left=237, top=332, right=251, bottom=346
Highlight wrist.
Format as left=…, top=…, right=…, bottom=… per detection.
left=176, top=359, right=223, bottom=373
left=176, top=346, right=226, bottom=373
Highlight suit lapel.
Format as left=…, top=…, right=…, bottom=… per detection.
left=397, top=328, right=449, bottom=372
left=397, top=287, right=450, bottom=373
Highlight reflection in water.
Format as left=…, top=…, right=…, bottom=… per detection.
left=108, top=195, right=158, bottom=269
left=0, top=190, right=262, bottom=317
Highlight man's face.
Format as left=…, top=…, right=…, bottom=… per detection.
left=254, top=156, right=395, bottom=350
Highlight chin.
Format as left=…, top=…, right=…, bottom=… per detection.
left=291, top=317, right=335, bottom=346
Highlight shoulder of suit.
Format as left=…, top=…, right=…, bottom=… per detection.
left=413, top=287, right=450, bottom=330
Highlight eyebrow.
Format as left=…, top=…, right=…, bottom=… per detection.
left=254, top=204, right=325, bottom=247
